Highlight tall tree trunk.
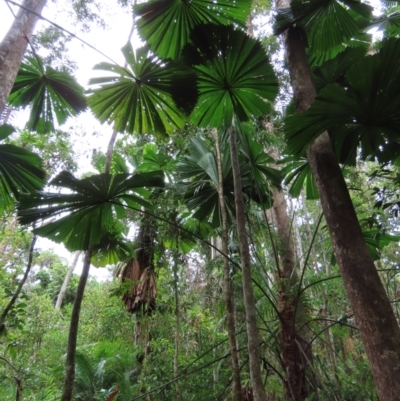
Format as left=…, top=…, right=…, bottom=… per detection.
left=283, top=23, right=400, bottom=401
left=0, top=235, right=36, bottom=334
left=271, top=186, right=310, bottom=400
left=0, top=0, right=47, bottom=114
left=55, top=251, right=81, bottom=309
left=61, top=246, right=92, bottom=401
left=213, top=129, right=243, bottom=401
left=172, top=248, right=182, bottom=401
left=229, top=125, right=266, bottom=401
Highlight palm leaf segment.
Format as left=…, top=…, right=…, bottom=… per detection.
left=177, top=134, right=280, bottom=227
left=187, top=24, right=279, bottom=128
left=17, top=170, right=164, bottom=251
left=88, top=44, right=195, bottom=137
left=285, top=38, right=400, bottom=164
left=0, top=124, right=46, bottom=212
left=135, top=0, right=252, bottom=60
left=7, top=56, right=86, bottom=133
left=275, top=0, right=373, bottom=60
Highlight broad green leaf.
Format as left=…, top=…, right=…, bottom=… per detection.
left=177, top=133, right=277, bottom=227
left=88, top=44, right=196, bottom=136
left=17, top=171, right=164, bottom=251
left=0, top=124, right=15, bottom=140
left=91, top=232, right=132, bottom=267
left=312, top=46, right=367, bottom=90
left=7, top=56, right=86, bottom=133
left=135, top=0, right=252, bottom=60
left=0, top=144, right=46, bottom=212
left=281, top=157, right=318, bottom=199
left=276, top=0, right=372, bottom=60
left=136, top=143, right=173, bottom=176
left=187, top=25, right=278, bottom=128
left=286, top=38, right=400, bottom=162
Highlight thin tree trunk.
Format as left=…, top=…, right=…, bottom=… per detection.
left=0, top=0, right=47, bottom=114
left=61, top=247, right=92, bottom=401
left=271, top=187, right=311, bottom=400
left=283, top=23, right=400, bottom=401
left=213, top=129, right=243, bottom=401
left=172, top=248, right=182, bottom=401
left=55, top=251, right=81, bottom=309
left=0, top=235, right=36, bottom=333
left=229, top=125, right=266, bottom=401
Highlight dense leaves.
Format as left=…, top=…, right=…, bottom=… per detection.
left=88, top=44, right=196, bottom=137
left=17, top=170, right=164, bottom=251
left=8, top=56, right=86, bottom=133
left=187, top=24, right=278, bottom=127
left=0, top=125, right=46, bottom=212
left=285, top=38, right=400, bottom=164
left=135, top=0, right=252, bottom=60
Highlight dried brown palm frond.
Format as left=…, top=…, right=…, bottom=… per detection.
left=116, top=221, right=157, bottom=314
left=118, top=257, right=157, bottom=313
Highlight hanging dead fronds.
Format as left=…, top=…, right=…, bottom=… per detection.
left=117, top=221, right=157, bottom=314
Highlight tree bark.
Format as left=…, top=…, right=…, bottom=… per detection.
left=172, top=247, right=182, bottom=401
left=229, top=125, right=266, bottom=401
left=55, top=251, right=81, bottom=309
left=284, top=24, right=400, bottom=401
left=271, top=186, right=310, bottom=400
left=61, top=247, right=92, bottom=401
left=213, top=129, right=243, bottom=401
left=0, top=0, right=47, bottom=114
left=0, top=235, right=36, bottom=334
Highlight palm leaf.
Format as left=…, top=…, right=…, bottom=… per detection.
left=7, top=56, right=86, bottom=133
left=135, top=0, right=252, bottom=60
left=17, top=170, right=164, bottom=251
left=88, top=44, right=197, bottom=137
left=0, top=141, right=46, bottom=212
left=187, top=24, right=278, bottom=128
left=280, top=156, right=318, bottom=200
left=285, top=38, right=400, bottom=162
left=177, top=133, right=277, bottom=227
left=275, top=0, right=372, bottom=60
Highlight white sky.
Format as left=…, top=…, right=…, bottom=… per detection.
left=0, top=0, right=143, bottom=280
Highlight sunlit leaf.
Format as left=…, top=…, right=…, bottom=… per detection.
left=187, top=25, right=278, bottom=128
left=88, top=44, right=196, bottom=137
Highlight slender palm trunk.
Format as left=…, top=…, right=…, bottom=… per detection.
left=284, top=24, right=400, bottom=400
left=0, top=0, right=47, bottom=114
left=55, top=251, right=81, bottom=309
left=213, top=130, right=243, bottom=401
left=0, top=235, right=36, bottom=333
left=229, top=125, right=266, bottom=401
left=172, top=247, right=182, bottom=401
left=61, top=247, right=92, bottom=401
left=271, top=187, right=310, bottom=400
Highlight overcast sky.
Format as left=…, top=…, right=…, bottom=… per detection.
left=0, top=0, right=142, bottom=279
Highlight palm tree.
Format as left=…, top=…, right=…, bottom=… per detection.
left=276, top=1, right=400, bottom=399
left=17, top=170, right=164, bottom=401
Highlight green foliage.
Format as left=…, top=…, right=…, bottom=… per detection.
left=285, top=38, right=400, bottom=166
left=0, top=142, right=46, bottom=213
left=187, top=24, right=278, bottom=127
left=135, top=0, right=252, bottom=60
left=8, top=56, right=86, bottom=133
left=275, top=0, right=372, bottom=62
left=17, top=170, right=164, bottom=251
left=88, top=44, right=196, bottom=137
